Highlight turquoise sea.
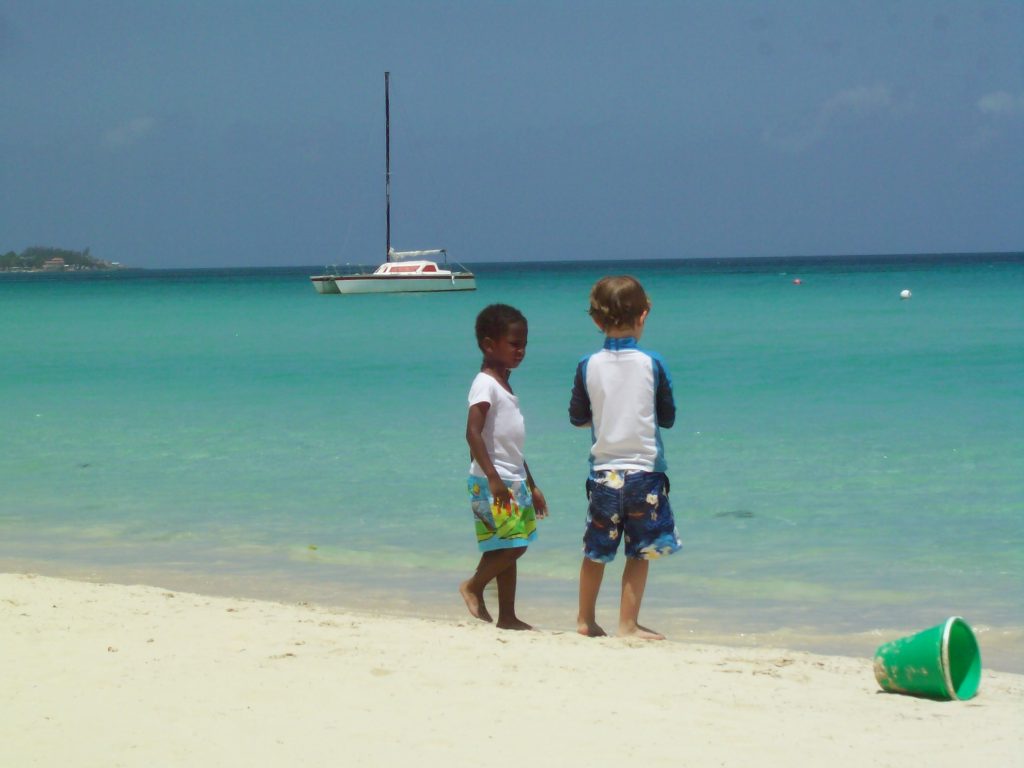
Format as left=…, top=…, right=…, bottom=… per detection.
left=2, top=255, right=1022, bottom=670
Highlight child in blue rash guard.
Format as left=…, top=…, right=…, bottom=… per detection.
left=568, top=276, right=682, bottom=640
left=460, top=304, right=549, bottom=630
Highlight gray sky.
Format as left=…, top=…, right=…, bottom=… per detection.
left=1, top=1, right=1021, bottom=268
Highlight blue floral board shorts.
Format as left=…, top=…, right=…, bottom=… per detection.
left=583, top=470, right=682, bottom=563
left=468, top=475, right=538, bottom=552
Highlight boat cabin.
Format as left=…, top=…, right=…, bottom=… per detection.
left=373, top=260, right=450, bottom=276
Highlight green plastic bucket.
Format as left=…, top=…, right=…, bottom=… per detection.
left=873, top=617, right=982, bottom=700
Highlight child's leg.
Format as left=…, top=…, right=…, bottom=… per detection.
left=619, top=558, right=664, bottom=640
left=494, top=548, right=531, bottom=630
left=577, top=557, right=607, bottom=637
left=460, top=548, right=524, bottom=623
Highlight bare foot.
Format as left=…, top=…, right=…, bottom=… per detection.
left=619, top=623, right=665, bottom=640
left=459, top=580, right=493, bottom=623
left=496, top=617, right=534, bottom=631
left=577, top=620, right=607, bottom=638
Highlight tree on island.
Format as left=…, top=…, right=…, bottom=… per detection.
left=0, top=246, right=120, bottom=271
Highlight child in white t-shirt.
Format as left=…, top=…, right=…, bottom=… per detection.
left=460, top=304, right=548, bottom=630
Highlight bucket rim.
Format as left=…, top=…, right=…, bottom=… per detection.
left=940, top=616, right=972, bottom=701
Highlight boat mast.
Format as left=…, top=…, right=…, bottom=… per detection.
left=385, top=71, right=391, bottom=263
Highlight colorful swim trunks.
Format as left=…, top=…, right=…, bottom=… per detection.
left=583, top=470, right=681, bottom=563
left=468, top=475, right=537, bottom=551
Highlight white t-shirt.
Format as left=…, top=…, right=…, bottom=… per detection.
left=467, top=372, right=527, bottom=482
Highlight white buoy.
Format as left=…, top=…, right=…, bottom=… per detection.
left=900, top=289, right=912, bottom=300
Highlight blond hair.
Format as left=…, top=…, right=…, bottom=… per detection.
left=587, top=275, right=651, bottom=331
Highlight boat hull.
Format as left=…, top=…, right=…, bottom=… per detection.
left=310, top=276, right=341, bottom=294
left=334, top=274, right=476, bottom=294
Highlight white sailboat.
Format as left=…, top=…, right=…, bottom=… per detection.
left=311, top=72, right=476, bottom=294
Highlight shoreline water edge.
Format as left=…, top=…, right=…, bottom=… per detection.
left=4, top=554, right=1022, bottom=674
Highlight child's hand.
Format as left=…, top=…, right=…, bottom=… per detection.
left=487, top=476, right=512, bottom=509
left=531, top=487, right=549, bottom=519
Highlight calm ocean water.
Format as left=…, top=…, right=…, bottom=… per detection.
left=2, top=255, right=1022, bottom=669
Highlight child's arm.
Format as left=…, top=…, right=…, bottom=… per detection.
left=524, top=461, right=548, bottom=519
left=654, top=359, right=676, bottom=428
left=466, top=402, right=512, bottom=510
left=568, top=361, right=592, bottom=427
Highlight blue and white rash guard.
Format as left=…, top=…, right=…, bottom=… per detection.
left=568, top=336, right=676, bottom=473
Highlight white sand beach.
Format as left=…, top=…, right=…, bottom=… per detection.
left=3, top=572, right=1022, bottom=768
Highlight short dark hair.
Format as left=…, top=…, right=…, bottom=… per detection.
left=588, top=276, right=650, bottom=330
left=475, top=304, right=527, bottom=351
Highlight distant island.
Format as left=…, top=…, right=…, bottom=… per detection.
left=0, top=246, right=124, bottom=272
